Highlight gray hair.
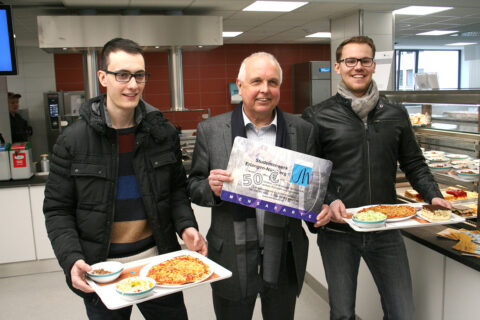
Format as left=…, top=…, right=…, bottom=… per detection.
left=237, top=52, right=283, bottom=84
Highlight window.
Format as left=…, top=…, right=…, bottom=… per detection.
left=395, top=49, right=460, bottom=90
left=406, top=70, right=414, bottom=88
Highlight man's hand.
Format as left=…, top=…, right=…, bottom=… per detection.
left=314, top=204, right=331, bottom=227
left=182, top=227, right=208, bottom=256
left=432, top=197, right=453, bottom=209
left=330, top=199, right=348, bottom=223
left=71, top=259, right=94, bottom=293
left=208, top=169, right=233, bottom=197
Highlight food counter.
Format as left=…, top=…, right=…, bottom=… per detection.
left=0, top=174, right=48, bottom=188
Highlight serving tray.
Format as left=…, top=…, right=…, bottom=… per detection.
left=343, top=203, right=465, bottom=232
left=86, top=249, right=232, bottom=310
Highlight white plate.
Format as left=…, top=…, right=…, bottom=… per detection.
left=416, top=211, right=462, bottom=223
left=387, top=213, right=417, bottom=222
left=140, top=254, right=214, bottom=288
left=445, top=153, right=469, bottom=159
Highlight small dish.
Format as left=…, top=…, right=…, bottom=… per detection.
left=451, top=160, right=474, bottom=167
left=445, top=153, right=470, bottom=160
left=457, top=169, right=479, bottom=181
left=452, top=164, right=477, bottom=172
left=115, top=276, right=156, bottom=300
left=424, top=155, right=449, bottom=164
left=352, top=211, right=387, bottom=229
left=428, top=163, right=451, bottom=173
left=423, top=150, right=445, bottom=157
left=87, top=261, right=123, bottom=283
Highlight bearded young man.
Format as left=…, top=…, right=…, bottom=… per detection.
left=302, top=36, right=451, bottom=320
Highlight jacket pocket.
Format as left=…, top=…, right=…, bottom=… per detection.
left=150, top=152, right=176, bottom=168
left=72, top=163, right=108, bottom=204
left=71, top=163, right=107, bottom=177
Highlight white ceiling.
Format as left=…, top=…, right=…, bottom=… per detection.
left=3, top=0, right=480, bottom=48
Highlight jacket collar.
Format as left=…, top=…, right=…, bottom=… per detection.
left=79, top=94, right=169, bottom=143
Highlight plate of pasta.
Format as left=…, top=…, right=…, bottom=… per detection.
left=140, top=254, right=213, bottom=288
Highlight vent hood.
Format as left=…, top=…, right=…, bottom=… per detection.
left=37, top=15, right=222, bottom=51
left=37, top=15, right=223, bottom=111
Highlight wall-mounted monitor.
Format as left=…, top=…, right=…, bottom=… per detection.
left=0, top=5, right=17, bottom=76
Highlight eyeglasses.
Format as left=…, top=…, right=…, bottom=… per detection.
left=339, top=57, right=374, bottom=67
left=104, top=70, right=150, bottom=83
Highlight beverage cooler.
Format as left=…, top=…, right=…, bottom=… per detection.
left=292, top=61, right=331, bottom=114
left=44, top=91, right=85, bottom=153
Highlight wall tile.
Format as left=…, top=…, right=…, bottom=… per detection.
left=54, top=44, right=331, bottom=129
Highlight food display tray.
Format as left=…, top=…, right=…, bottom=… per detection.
left=343, top=203, right=465, bottom=232
left=86, top=250, right=232, bottom=310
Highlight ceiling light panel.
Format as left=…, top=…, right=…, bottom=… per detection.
left=416, top=30, right=458, bottom=36
left=446, top=42, right=477, bottom=46
left=222, top=31, right=243, bottom=37
left=306, top=32, right=331, bottom=38
left=243, top=1, right=308, bottom=12
left=393, top=6, right=453, bottom=16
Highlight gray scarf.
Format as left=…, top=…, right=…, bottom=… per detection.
left=337, top=80, right=379, bottom=123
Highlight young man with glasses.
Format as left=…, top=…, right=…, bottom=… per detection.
left=44, top=38, right=207, bottom=319
left=302, top=36, right=451, bottom=319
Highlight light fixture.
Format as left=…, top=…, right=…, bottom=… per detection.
left=223, top=31, right=243, bottom=38
left=154, top=46, right=160, bottom=49
left=306, top=32, right=331, bottom=38
left=416, top=30, right=458, bottom=36
left=393, top=6, right=452, bottom=16
left=243, top=1, right=308, bottom=12
left=446, top=42, right=477, bottom=46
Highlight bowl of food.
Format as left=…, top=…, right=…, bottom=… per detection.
left=428, top=162, right=452, bottom=173
left=445, top=153, right=470, bottom=160
left=87, top=261, right=123, bottom=283
left=456, top=169, right=479, bottom=181
left=352, top=210, right=387, bottom=229
left=451, top=160, right=474, bottom=167
left=423, top=150, right=445, bottom=157
left=452, top=164, right=477, bottom=172
left=115, top=276, right=156, bottom=300
left=425, top=156, right=449, bottom=164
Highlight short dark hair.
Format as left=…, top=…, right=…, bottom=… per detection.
left=100, top=38, right=144, bottom=70
left=8, top=92, right=21, bottom=99
left=335, top=36, right=376, bottom=62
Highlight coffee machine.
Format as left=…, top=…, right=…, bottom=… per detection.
left=44, top=91, right=85, bottom=153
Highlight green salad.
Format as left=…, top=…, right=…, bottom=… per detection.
left=353, top=210, right=386, bottom=222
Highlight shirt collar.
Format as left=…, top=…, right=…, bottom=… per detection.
left=241, top=107, right=277, bottom=129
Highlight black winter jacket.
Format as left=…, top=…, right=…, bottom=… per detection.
left=302, top=93, right=442, bottom=231
left=43, top=94, right=198, bottom=299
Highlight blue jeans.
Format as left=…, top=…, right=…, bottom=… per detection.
left=84, top=292, right=187, bottom=320
left=317, top=228, right=414, bottom=320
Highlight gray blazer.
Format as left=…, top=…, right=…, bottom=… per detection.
left=187, top=110, right=316, bottom=301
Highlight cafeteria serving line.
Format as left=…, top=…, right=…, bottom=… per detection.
left=2, top=1, right=480, bottom=320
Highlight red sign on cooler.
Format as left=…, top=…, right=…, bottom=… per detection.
left=12, top=151, right=26, bottom=168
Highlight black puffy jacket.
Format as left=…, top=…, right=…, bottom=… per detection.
left=43, top=94, right=198, bottom=298
left=302, top=94, right=442, bottom=230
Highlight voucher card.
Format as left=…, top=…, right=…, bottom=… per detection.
left=220, top=137, right=332, bottom=222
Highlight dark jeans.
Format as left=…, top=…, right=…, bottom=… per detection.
left=212, top=244, right=298, bottom=320
left=84, top=292, right=188, bottom=320
left=318, top=228, right=414, bottom=320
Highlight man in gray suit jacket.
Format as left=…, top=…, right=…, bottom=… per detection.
left=187, top=52, right=330, bottom=320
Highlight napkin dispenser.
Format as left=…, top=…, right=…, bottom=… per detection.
left=9, top=142, right=34, bottom=180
